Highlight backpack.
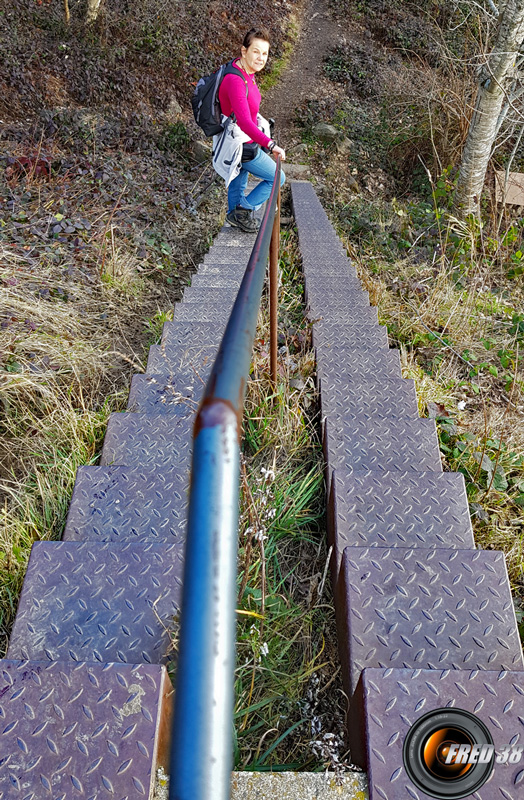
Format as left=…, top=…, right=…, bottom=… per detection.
left=191, top=60, right=248, bottom=137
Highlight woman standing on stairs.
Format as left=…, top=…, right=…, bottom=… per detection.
left=215, top=27, right=286, bottom=233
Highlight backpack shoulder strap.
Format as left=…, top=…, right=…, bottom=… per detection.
left=222, top=60, right=249, bottom=99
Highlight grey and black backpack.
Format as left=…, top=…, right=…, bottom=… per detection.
left=191, top=60, right=248, bottom=137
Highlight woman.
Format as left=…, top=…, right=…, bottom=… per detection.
left=216, top=27, right=286, bottom=233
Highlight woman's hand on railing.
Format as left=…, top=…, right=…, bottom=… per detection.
left=272, top=145, right=286, bottom=161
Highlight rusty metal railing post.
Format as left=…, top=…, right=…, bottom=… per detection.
left=269, top=179, right=281, bottom=389
left=169, top=157, right=281, bottom=800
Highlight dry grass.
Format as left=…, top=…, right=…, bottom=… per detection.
left=341, top=218, right=524, bottom=597
left=0, top=239, right=152, bottom=653
left=234, top=228, right=349, bottom=772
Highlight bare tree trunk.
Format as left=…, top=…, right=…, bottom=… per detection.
left=86, top=0, right=103, bottom=24
left=64, top=0, right=70, bottom=24
left=454, top=0, right=524, bottom=216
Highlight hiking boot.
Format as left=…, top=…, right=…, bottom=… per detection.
left=226, top=206, right=259, bottom=233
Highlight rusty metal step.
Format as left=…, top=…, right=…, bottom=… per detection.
left=0, top=659, right=172, bottom=800
left=328, top=469, right=475, bottom=579
left=317, top=348, right=403, bottom=382
left=348, top=666, right=524, bottom=798
left=147, top=343, right=217, bottom=374
left=127, top=372, right=208, bottom=414
left=7, top=541, right=184, bottom=665
left=101, top=413, right=192, bottom=468
left=64, top=465, right=188, bottom=543
left=336, top=546, right=524, bottom=700
left=324, top=416, right=442, bottom=477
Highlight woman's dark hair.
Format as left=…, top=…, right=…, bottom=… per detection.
left=242, top=27, right=270, bottom=48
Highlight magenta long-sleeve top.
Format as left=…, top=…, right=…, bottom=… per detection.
left=218, top=60, right=272, bottom=148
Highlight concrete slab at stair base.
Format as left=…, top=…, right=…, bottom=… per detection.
left=231, top=772, right=368, bottom=800
left=154, top=771, right=369, bottom=800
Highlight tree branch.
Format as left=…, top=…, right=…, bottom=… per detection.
left=485, top=0, right=500, bottom=16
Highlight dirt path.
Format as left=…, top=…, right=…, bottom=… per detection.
left=264, top=0, right=343, bottom=145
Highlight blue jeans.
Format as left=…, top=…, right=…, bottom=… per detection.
left=228, top=148, right=286, bottom=212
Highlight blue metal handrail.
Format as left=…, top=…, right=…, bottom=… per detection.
left=169, top=157, right=282, bottom=800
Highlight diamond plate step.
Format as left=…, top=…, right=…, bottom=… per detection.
left=127, top=372, right=208, bottom=414
left=308, top=293, right=371, bottom=314
left=324, top=416, right=442, bottom=477
left=182, top=286, right=238, bottom=305
left=191, top=274, right=244, bottom=288
left=317, top=349, right=402, bottom=382
left=305, top=278, right=362, bottom=297
left=195, top=263, right=247, bottom=275
left=302, top=256, right=354, bottom=270
left=161, top=321, right=227, bottom=347
left=328, top=469, right=475, bottom=578
left=7, top=542, right=184, bottom=664
left=303, top=264, right=355, bottom=278
left=301, top=249, right=352, bottom=262
left=305, top=270, right=358, bottom=283
left=301, top=262, right=357, bottom=281
left=217, top=233, right=257, bottom=244
left=312, top=322, right=389, bottom=350
left=204, top=241, right=254, bottom=252
left=0, top=659, right=172, bottom=800
left=308, top=305, right=379, bottom=325
left=349, top=667, right=524, bottom=798
left=319, top=376, right=419, bottom=420
left=64, top=465, right=189, bottom=543
left=101, top=413, right=192, bottom=468
left=315, top=333, right=390, bottom=356
left=301, top=252, right=350, bottom=268
left=203, top=251, right=252, bottom=264
left=213, top=234, right=256, bottom=246
left=173, top=304, right=233, bottom=323
left=336, top=546, right=523, bottom=699
left=147, top=343, right=217, bottom=374
left=293, top=216, right=344, bottom=236
left=292, top=181, right=347, bottom=227
left=182, top=287, right=238, bottom=305
left=320, top=377, right=418, bottom=415
left=307, top=282, right=368, bottom=300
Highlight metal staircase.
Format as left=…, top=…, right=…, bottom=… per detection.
left=1, top=179, right=523, bottom=800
